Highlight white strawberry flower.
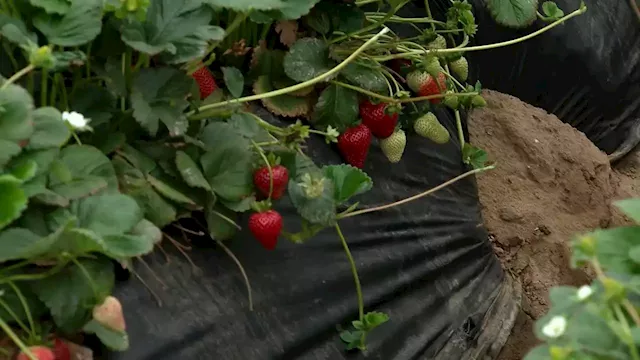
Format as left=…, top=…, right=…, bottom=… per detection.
left=542, top=316, right=567, bottom=338
left=62, top=111, right=92, bottom=132
left=577, top=285, right=593, bottom=301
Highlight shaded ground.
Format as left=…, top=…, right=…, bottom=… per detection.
left=468, top=90, right=639, bottom=359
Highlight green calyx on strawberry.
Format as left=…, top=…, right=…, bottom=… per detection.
left=359, top=100, right=401, bottom=139
left=248, top=208, right=283, bottom=250
left=93, top=295, right=126, bottom=333
left=449, top=56, right=469, bottom=82
left=406, top=70, right=447, bottom=104
left=191, top=64, right=217, bottom=100
left=380, top=129, right=406, bottom=163
left=253, top=155, right=289, bottom=200
left=298, top=172, right=326, bottom=199
left=17, top=346, right=55, bottom=360
left=338, top=123, right=372, bottom=169
left=414, top=112, right=450, bottom=144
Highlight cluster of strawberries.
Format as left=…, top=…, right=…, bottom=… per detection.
left=16, top=296, right=125, bottom=360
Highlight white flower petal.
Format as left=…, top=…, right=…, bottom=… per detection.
left=62, top=110, right=92, bottom=131
left=577, top=285, right=593, bottom=300
left=542, top=316, right=567, bottom=338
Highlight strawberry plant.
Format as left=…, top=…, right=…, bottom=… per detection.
left=525, top=198, right=640, bottom=360
left=0, top=0, right=587, bottom=357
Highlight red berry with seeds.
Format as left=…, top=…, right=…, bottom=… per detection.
left=337, top=124, right=372, bottom=169
left=249, top=210, right=283, bottom=250
left=191, top=65, right=217, bottom=100
left=17, top=346, right=54, bottom=360
left=406, top=71, right=447, bottom=104
left=53, top=338, right=71, bottom=360
left=253, top=165, right=289, bottom=200
left=359, top=100, right=399, bottom=139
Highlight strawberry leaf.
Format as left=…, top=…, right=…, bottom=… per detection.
left=222, top=67, right=244, bottom=99
left=322, top=164, right=372, bottom=205
left=205, top=202, right=238, bottom=241
left=312, top=84, right=359, bottom=132
left=288, top=173, right=336, bottom=226
left=29, top=0, right=71, bottom=15
left=341, top=62, right=388, bottom=94
left=83, top=319, right=129, bottom=351
left=146, top=174, right=196, bottom=206
left=33, top=0, right=103, bottom=46
left=462, top=143, right=488, bottom=170
left=250, top=0, right=321, bottom=22
left=28, top=107, right=71, bottom=150
left=485, top=0, right=538, bottom=28
left=175, top=151, right=211, bottom=191
left=120, top=0, right=224, bottom=64
left=203, top=0, right=284, bottom=11
left=0, top=82, right=34, bottom=143
left=283, top=38, right=333, bottom=82
left=0, top=283, right=46, bottom=325
left=199, top=122, right=254, bottom=202
left=31, top=258, right=115, bottom=332
left=614, top=198, right=640, bottom=224
left=58, top=145, right=119, bottom=192
left=0, top=175, right=27, bottom=230
left=541, top=1, right=564, bottom=20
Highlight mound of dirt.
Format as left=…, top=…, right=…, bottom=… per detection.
left=468, top=90, right=638, bottom=360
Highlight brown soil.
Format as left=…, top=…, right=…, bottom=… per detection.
left=468, top=90, right=639, bottom=360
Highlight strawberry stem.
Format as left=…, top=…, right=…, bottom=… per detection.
left=373, top=4, right=587, bottom=62
left=0, top=316, right=36, bottom=360
left=454, top=110, right=465, bottom=151
left=7, top=281, right=36, bottom=338
left=338, top=166, right=494, bottom=219
left=0, top=64, right=34, bottom=90
left=334, top=224, right=364, bottom=321
left=187, top=27, right=392, bottom=118
left=216, top=239, right=254, bottom=311
left=0, top=297, right=31, bottom=337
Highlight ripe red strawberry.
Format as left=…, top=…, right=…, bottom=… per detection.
left=17, top=346, right=54, bottom=360
left=93, top=296, right=126, bottom=332
left=191, top=66, right=217, bottom=100
left=253, top=165, right=289, bottom=200
left=359, top=101, right=399, bottom=139
left=337, top=124, right=372, bottom=169
left=53, top=338, right=70, bottom=360
left=406, top=71, right=447, bottom=104
left=248, top=210, right=283, bottom=250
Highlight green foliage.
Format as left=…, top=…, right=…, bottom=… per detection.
left=485, top=0, right=538, bottom=28
left=283, top=38, right=333, bottom=82
left=312, top=84, right=359, bottom=132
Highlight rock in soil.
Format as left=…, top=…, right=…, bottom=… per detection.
left=468, top=90, right=639, bottom=360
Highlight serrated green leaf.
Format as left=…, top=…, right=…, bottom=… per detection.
left=48, top=158, right=73, bottom=186
left=0, top=140, right=22, bottom=168
left=33, top=189, right=69, bottom=207
left=121, top=0, right=224, bottom=64
left=0, top=283, right=46, bottom=325
left=220, top=195, right=255, bottom=212
left=363, top=311, right=389, bottom=329
left=51, top=176, right=108, bottom=200
left=0, top=227, right=42, bottom=262
left=288, top=175, right=336, bottom=226
left=312, top=84, right=358, bottom=131
left=204, top=0, right=283, bottom=11
left=83, top=319, right=129, bottom=351
left=71, top=194, right=143, bottom=237
left=542, top=1, right=564, bottom=19
left=253, top=76, right=311, bottom=118
left=250, top=0, right=321, bottom=22
left=199, top=122, right=253, bottom=202
left=29, top=0, right=72, bottom=14
left=31, top=258, right=114, bottom=332
left=284, top=38, right=333, bottom=82
left=0, top=23, right=37, bottom=51
left=69, top=84, right=116, bottom=128
left=228, top=112, right=271, bottom=140
left=93, top=57, right=127, bottom=97
left=28, top=107, right=71, bottom=149
left=486, top=0, right=538, bottom=28
left=221, top=67, right=244, bottom=98
left=341, top=63, right=388, bottom=93
left=175, top=151, right=211, bottom=191
left=0, top=175, right=27, bottom=230
left=51, top=50, right=87, bottom=71
left=33, top=0, right=103, bottom=46
left=462, top=143, right=488, bottom=169
left=119, top=144, right=157, bottom=174
left=615, top=198, right=640, bottom=223
left=206, top=202, right=238, bottom=240
left=130, top=68, right=193, bottom=136
left=59, top=145, right=119, bottom=192
left=146, top=174, right=196, bottom=206
left=573, top=227, right=640, bottom=274
left=0, top=82, right=34, bottom=143
left=9, top=160, right=37, bottom=182
left=323, top=164, right=372, bottom=204
left=130, top=219, right=162, bottom=245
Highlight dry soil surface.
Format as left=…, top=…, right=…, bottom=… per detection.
left=468, top=90, right=639, bottom=360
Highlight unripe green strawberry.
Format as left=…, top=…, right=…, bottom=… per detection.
left=414, top=113, right=450, bottom=144
left=424, top=56, right=443, bottom=77
left=471, top=95, right=487, bottom=108
left=427, top=34, right=446, bottom=50
left=449, top=57, right=469, bottom=82
left=380, top=129, right=406, bottom=163
left=443, top=92, right=459, bottom=110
